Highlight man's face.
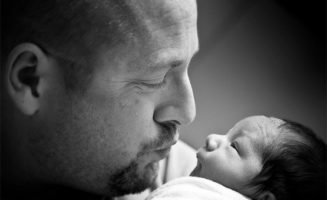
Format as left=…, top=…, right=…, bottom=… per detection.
left=191, top=116, right=282, bottom=196
left=31, top=0, right=198, bottom=197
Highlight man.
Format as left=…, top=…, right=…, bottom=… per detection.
left=1, top=0, right=199, bottom=199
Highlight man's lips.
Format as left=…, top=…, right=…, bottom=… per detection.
left=154, top=140, right=178, bottom=158
left=155, top=139, right=178, bottom=151
left=155, top=147, right=171, bottom=159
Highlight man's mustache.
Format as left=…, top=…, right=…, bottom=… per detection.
left=138, top=121, right=179, bottom=156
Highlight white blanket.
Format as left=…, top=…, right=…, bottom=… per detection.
left=146, top=177, right=250, bottom=200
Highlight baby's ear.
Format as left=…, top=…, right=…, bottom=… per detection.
left=256, top=191, right=276, bottom=200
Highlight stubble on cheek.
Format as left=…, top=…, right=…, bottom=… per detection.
left=105, top=152, right=159, bottom=197
left=84, top=87, right=160, bottom=196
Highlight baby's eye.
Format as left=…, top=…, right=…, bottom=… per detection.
left=231, top=141, right=238, bottom=152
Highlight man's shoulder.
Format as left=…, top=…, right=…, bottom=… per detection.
left=162, top=140, right=197, bottom=181
left=171, top=140, right=196, bottom=156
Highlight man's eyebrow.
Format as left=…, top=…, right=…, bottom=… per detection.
left=127, top=59, right=179, bottom=75
left=129, top=45, right=199, bottom=73
left=144, top=54, right=191, bottom=72
left=145, top=60, right=184, bottom=73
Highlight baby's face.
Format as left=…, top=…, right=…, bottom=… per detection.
left=191, top=116, right=283, bottom=195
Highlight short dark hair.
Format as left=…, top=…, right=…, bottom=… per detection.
left=249, top=119, right=327, bottom=200
left=1, top=0, right=139, bottom=91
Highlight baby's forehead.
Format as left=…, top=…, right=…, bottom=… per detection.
left=235, top=115, right=284, bottom=140
left=229, top=116, right=285, bottom=156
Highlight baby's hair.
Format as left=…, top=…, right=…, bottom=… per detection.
left=249, top=119, right=326, bottom=200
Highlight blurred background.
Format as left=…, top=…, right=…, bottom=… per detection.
left=180, top=0, right=326, bottom=148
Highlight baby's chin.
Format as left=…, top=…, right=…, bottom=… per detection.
left=190, top=160, right=202, bottom=177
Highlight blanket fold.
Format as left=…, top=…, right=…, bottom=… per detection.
left=146, top=177, right=250, bottom=200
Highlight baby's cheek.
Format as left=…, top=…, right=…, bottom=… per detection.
left=201, top=159, right=220, bottom=178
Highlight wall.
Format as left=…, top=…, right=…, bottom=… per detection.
left=181, top=0, right=326, bottom=148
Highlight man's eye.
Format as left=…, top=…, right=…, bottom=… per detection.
left=140, top=78, right=167, bottom=89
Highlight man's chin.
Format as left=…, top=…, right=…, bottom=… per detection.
left=107, top=160, right=159, bottom=197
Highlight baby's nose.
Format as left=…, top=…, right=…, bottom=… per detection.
left=205, top=134, right=221, bottom=151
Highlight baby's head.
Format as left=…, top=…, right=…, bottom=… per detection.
left=191, top=115, right=326, bottom=200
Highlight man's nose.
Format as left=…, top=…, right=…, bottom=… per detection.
left=205, top=134, right=224, bottom=151
left=154, top=74, right=196, bottom=126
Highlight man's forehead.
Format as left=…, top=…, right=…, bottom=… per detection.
left=94, top=0, right=198, bottom=74
left=126, top=0, right=197, bottom=33
left=127, top=0, right=197, bottom=21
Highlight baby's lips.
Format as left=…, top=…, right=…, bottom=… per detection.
left=195, top=147, right=207, bottom=165
left=190, top=160, right=202, bottom=176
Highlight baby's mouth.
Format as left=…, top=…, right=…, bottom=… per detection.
left=190, top=160, right=202, bottom=177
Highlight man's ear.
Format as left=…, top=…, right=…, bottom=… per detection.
left=5, top=43, right=50, bottom=115
left=256, top=191, right=276, bottom=200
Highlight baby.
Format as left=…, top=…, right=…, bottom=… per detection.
left=191, top=115, right=327, bottom=200
left=148, top=115, right=326, bottom=200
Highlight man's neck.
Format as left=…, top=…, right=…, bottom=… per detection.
left=2, top=183, right=105, bottom=200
